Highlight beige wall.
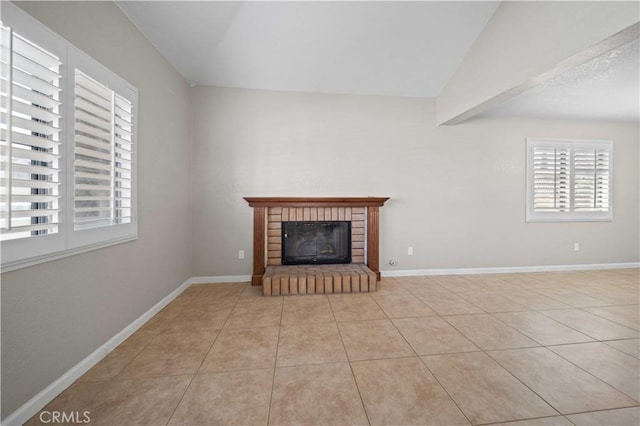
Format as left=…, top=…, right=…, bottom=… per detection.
left=191, top=86, right=639, bottom=276
left=1, top=2, right=192, bottom=418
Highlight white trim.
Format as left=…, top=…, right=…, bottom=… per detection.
left=189, top=275, right=252, bottom=285
left=381, top=262, right=640, bottom=277
left=1, top=277, right=192, bottom=426
left=0, top=235, right=138, bottom=273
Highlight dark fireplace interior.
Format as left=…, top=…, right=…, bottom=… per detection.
left=282, top=221, right=351, bottom=265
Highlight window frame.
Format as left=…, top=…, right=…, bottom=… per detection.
left=1, top=2, right=138, bottom=272
left=526, top=137, right=613, bottom=223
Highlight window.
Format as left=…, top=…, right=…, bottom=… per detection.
left=526, top=138, right=613, bottom=222
left=1, top=3, right=138, bottom=271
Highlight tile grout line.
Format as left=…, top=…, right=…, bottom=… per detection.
left=374, top=287, right=482, bottom=425
left=164, top=284, right=243, bottom=425
left=398, top=283, right=567, bottom=423
left=535, top=308, right=638, bottom=341
left=466, top=340, right=565, bottom=421
left=559, top=405, right=640, bottom=417
left=376, top=284, right=476, bottom=425
left=330, top=294, right=372, bottom=426
left=391, top=280, right=492, bottom=425
left=483, top=342, right=640, bottom=423
left=395, top=286, right=534, bottom=426
left=476, top=414, right=576, bottom=426
left=426, top=275, right=639, bottom=420
left=543, top=344, right=640, bottom=403
left=526, top=285, right=618, bottom=310
left=602, top=339, right=640, bottom=360
left=266, top=296, right=285, bottom=426
left=472, top=276, right=639, bottom=338
left=483, top=311, right=575, bottom=348
left=579, top=305, right=640, bottom=331
left=339, top=340, right=372, bottom=425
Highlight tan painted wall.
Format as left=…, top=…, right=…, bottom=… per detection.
left=191, top=86, right=639, bottom=276
left=1, top=2, right=192, bottom=418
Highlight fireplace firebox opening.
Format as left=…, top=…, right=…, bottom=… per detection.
left=282, top=221, right=351, bottom=265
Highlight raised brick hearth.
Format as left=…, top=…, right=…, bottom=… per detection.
left=262, top=264, right=377, bottom=296
left=244, top=197, right=389, bottom=296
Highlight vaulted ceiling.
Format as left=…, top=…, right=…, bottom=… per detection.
left=117, top=1, right=639, bottom=122
left=117, top=1, right=499, bottom=97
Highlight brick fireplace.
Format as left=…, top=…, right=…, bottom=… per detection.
left=243, top=197, right=389, bottom=295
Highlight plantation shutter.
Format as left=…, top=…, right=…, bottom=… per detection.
left=0, top=27, right=62, bottom=241
left=532, top=146, right=570, bottom=212
left=113, top=94, right=133, bottom=225
left=73, top=69, right=113, bottom=230
left=73, top=69, right=134, bottom=230
left=573, top=148, right=610, bottom=212
left=527, top=138, right=612, bottom=222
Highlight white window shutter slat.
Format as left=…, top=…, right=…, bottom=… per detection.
left=12, top=66, right=60, bottom=97
left=1, top=144, right=59, bottom=163
left=73, top=70, right=134, bottom=230
left=1, top=29, right=61, bottom=241
left=10, top=49, right=60, bottom=82
left=573, top=148, right=610, bottom=212
left=11, top=34, right=61, bottom=69
left=75, top=108, right=111, bottom=133
left=11, top=83, right=61, bottom=110
left=531, top=147, right=570, bottom=212
left=73, top=70, right=113, bottom=230
left=2, top=129, right=59, bottom=150
left=10, top=96, right=61, bottom=122
left=113, top=93, right=133, bottom=224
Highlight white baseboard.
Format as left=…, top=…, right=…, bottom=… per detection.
left=381, top=262, right=640, bottom=277
left=5, top=263, right=638, bottom=425
left=189, top=275, right=251, bottom=285
left=2, top=278, right=193, bottom=426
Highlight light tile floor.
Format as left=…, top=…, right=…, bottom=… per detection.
left=27, top=269, right=640, bottom=425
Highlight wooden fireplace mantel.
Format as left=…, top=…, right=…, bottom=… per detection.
left=244, top=197, right=389, bottom=208
left=243, top=197, right=389, bottom=286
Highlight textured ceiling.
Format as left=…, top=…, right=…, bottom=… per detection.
left=116, top=1, right=500, bottom=97
left=481, top=38, right=639, bottom=122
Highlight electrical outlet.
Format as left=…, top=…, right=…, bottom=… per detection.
left=408, top=246, right=413, bottom=256
left=238, top=250, right=245, bottom=259
left=574, top=243, right=580, bottom=252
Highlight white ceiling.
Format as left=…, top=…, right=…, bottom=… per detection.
left=117, top=1, right=638, bottom=122
left=116, top=1, right=500, bottom=97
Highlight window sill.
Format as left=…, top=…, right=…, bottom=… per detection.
left=526, top=214, right=613, bottom=223
left=1, top=234, right=138, bottom=273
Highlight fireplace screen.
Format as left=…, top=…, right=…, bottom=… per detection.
left=282, top=221, right=351, bottom=265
